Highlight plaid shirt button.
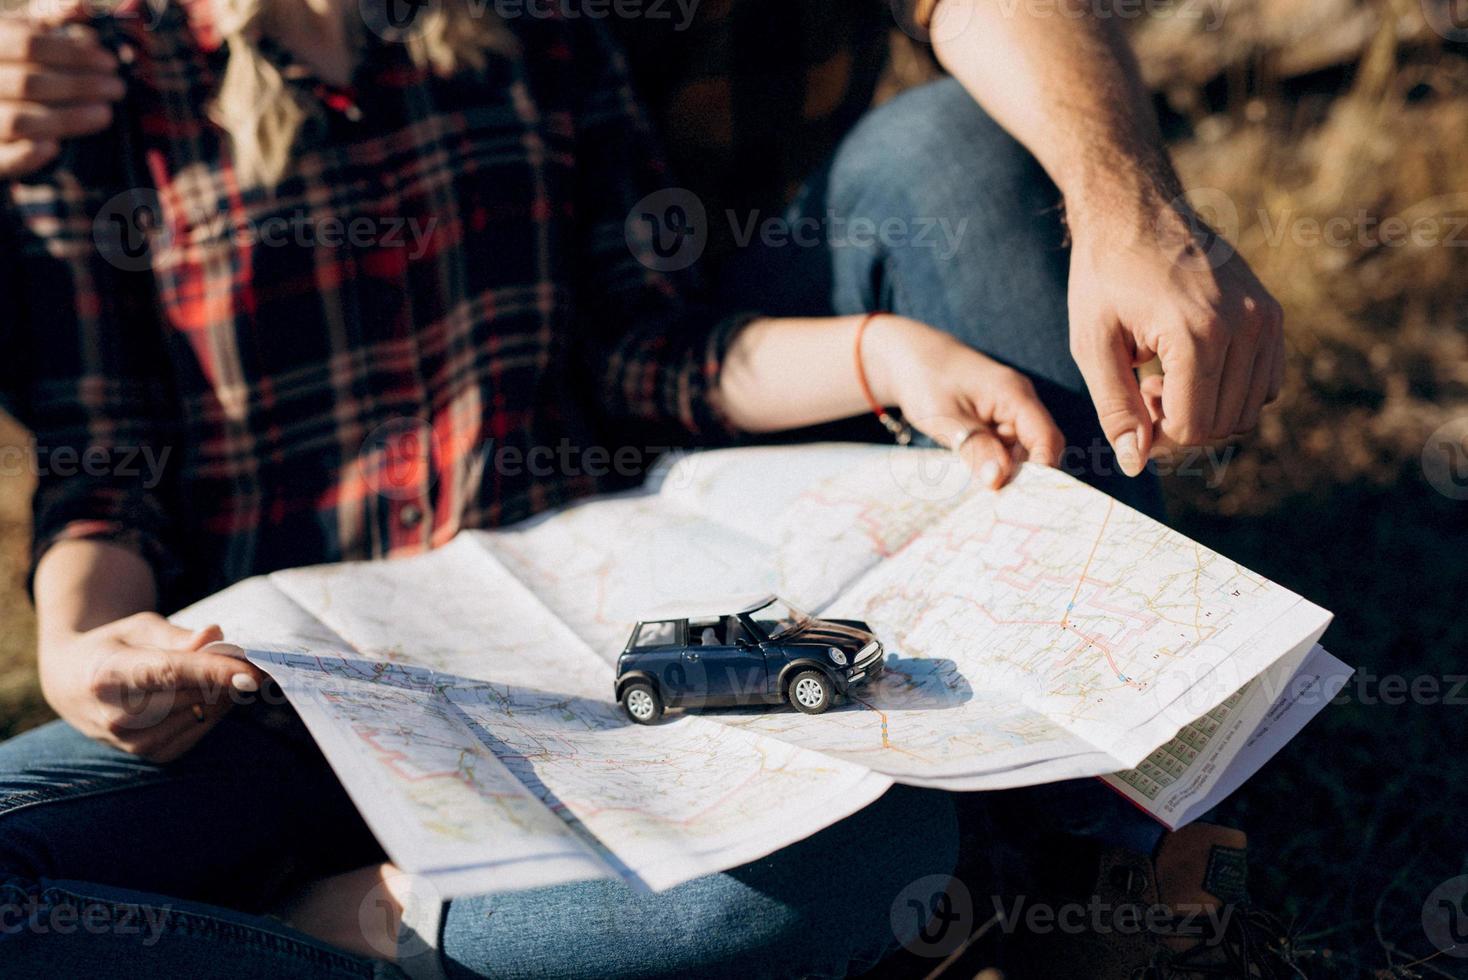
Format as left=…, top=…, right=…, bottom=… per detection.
left=399, top=504, right=424, bottom=529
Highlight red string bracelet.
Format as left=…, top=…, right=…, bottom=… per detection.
left=853, top=312, right=914, bottom=446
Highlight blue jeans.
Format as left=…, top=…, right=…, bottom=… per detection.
left=0, top=79, right=1161, bottom=978
left=717, top=76, right=1164, bottom=518
left=0, top=710, right=959, bottom=978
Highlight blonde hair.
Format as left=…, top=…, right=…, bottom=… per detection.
left=211, top=1, right=512, bottom=188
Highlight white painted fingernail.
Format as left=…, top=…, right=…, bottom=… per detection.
left=977, top=461, right=1000, bottom=489
left=1115, top=432, right=1141, bottom=477
left=231, top=673, right=259, bottom=693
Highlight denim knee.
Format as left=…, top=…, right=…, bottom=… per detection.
left=441, top=786, right=960, bottom=979
left=804, top=79, right=1082, bottom=394
left=0, top=722, right=107, bottom=880
left=823, top=77, right=1061, bottom=226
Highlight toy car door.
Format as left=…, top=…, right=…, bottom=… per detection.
left=697, top=616, right=774, bottom=705
left=631, top=619, right=689, bottom=704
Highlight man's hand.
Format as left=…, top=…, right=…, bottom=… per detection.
left=38, top=614, right=265, bottom=763
left=1067, top=200, right=1285, bottom=475
left=927, top=1, right=1287, bottom=478
left=0, top=9, right=124, bottom=178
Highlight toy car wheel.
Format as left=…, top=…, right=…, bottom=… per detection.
left=788, top=670, right=833, bottom=715
left=621, top=682, right=663, bottom=724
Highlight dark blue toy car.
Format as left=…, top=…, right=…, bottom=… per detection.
left=614, top=595, right=885, bottom=724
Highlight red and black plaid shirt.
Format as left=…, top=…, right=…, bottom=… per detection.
left=0, top=1, right=750, bottom=608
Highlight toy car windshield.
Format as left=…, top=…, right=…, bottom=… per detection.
left=746, top=596, right=812, bottom=639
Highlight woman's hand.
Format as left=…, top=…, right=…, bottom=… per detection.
left=38, top=614, right=264, bottom=763
left=863, top=315, right=1065, bottom=488
left=718, top=312, right=1065, bottom=487
left=0, top=8, right=124, bottom=177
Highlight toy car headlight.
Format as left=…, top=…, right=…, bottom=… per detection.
left=827, top=647, right=848, bottom=666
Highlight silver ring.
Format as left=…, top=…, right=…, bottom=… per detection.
left=951, top=426, right=984, bottom=453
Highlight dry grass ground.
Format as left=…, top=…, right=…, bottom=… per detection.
left=1133, top=4, right=1468, bottom=976
left=0, top=414, right=40, bottom=737
left=0, top=3, right=1463, bottom=976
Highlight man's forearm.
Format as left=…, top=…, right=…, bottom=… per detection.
left=928, top=0, right=1182, bottom=233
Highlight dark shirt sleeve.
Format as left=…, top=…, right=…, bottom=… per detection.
left=568, top=17, right=760, bottom=440
left=4, top=132, right=183, bottom=597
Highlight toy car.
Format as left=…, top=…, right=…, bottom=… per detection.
left=614, top=594, right=885, bottom=724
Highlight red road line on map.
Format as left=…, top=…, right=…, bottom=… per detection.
left=1059, top=626, right=1144, bottom=690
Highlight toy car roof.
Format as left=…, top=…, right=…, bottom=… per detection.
left=635, top=593, right=778, bottom=623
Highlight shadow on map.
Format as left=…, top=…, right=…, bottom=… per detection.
left=707, top=654, right=972, bottom=719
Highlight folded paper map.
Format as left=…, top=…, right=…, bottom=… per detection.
left=175, top=444, right=1350, bottom=898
